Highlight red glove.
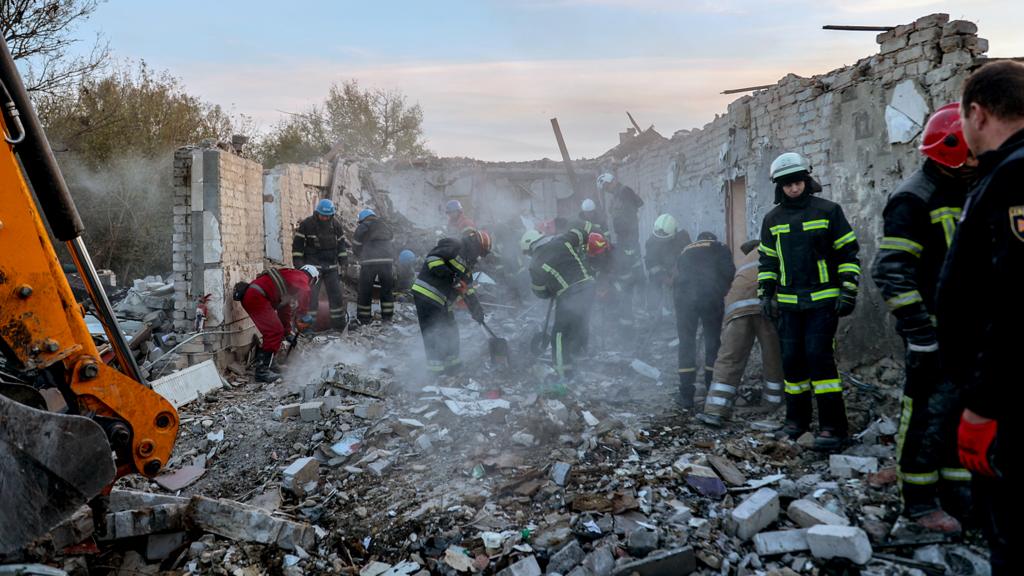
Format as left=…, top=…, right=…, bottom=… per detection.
left=958, top=411, right=997, bottom=477
left=455, top=279, right=469, bottom=294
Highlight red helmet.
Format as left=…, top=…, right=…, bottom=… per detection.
left=587, top=232, right=609, bottom=256
left=464, top=228, right=492, bottom=256
left=919, top=103, right=968, bottom=168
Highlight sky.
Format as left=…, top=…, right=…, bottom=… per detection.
left=64, top=0, right=1024, bottom=161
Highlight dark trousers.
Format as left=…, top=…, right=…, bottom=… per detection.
left=552, top=281, right=595, bottom=379
left=974, top=474, right=1012, bottom=575
left=357, top=261, right=395, bottom=322
left=309, top=265, right=347, bottom=329
left=675, top=292, right=724, bottom=387
left=897, top=347, right=971, bottom=517
left=777, top=305, right=846, bottom=434
left=413, top=294, right=460, bottom=375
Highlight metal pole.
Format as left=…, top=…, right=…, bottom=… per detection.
left=67, top=237, right=146, bottom=384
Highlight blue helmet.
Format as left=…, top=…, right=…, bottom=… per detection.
left=315, top=198, right=335, bottom=216
left=399, top=249, right=416, bottom=265
left=445, top=199, right=463, bottom=214
left=358, top=208, right=376, bottom=222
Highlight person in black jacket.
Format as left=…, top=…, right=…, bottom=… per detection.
left=758, top=152, right=860, bottom=452
left=871, top=103, right=973, bottom=534
left=646, top=214, right=691, bottom=318
left=352, top=208, right=396, bottom=324
left=673, top=232, right=734, bottom=408
left=292, top=198, right=351, bottom=330
left=411, top=229, right=491, bottom=376
left=937, top=61, right=1024, bottom=575
left=523, top=229, right=595, bottom=388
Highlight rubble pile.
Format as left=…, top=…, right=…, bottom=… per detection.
left=21, top=305, right=989, bottom=575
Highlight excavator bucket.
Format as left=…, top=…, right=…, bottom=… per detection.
left=0, top=393, right=115, bottom=555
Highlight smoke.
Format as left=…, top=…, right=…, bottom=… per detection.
left=59, top=153, right=176, bottom=282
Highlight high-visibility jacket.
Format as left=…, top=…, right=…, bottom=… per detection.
left=758, top=190, right=860, bottom=309
left=529, top=233, right=594, bottom=299
left=567, top=210, right=607, bottom=240
left=411, top=238, right=475, bottom=308
left=871, top=160, right=967, bottom=336
left=352, top=216, right=396, bottom=264
left=674, top=238, right=734, bottom=301
left=723, top=249, right=762, bottom=323
left=292, top=214, right=350, bottom=268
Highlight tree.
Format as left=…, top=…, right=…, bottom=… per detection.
left=36, top=61, right=246, bottom=280
left=1, top=0, right=109, bottom=95
left=254, top=79, right=430, bottom=167
left=36, top=61, right=237, bottom=167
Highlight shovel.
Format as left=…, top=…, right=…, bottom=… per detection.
left=530, top=298, right=555, bottom=356
left=479, top=319, right=510, bottom=367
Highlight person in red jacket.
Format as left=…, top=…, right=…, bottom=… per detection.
left=235, top=265, right=318, bottom=382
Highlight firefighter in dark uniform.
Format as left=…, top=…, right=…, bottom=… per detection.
left=871, top=103, right=972, bottom=534
left=292, top=198, right=350, bottom=330
left=522, top=228, right=595, bottom=388
left=411, top=229, right=491, bottom=376
left=352, top=208, right=396, bottom=324
left=568, top=198, right=607, bottom=238
left=646, top=214, right=691, bottom=317
left=759, top=152, right=859, bottom=452
left=599, top=173, right=645, bottom=314
left=674, top=232, right=734, bottom=408
left=937, top=61, right=1024, bottom=575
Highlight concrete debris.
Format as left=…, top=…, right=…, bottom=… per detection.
left=495, top=555, right=541, bottom=576
left=154, top=463, right=205, bottom=492
left=281, top=457, right=319, bottom=496
left=753, top=529, right=810, bottom=556
left=829, top=454, right=879, bottom=478
left=274, top=403, right=301, bottom=420
left=99, top=504, right=187, bottom=540
left=299, top=401, right=324, bottom=422
left=806, top=525, right=873, bottom=565
left=144, top=531, right=186, bottom=561
left=150, top=359, right=223, bottom=408
left=550, top=462, right=573, bottom=486
left=548, top=540, right=585, bottom=574
left=355, top=400, right=386, bottom=420
left=786, top=498, right=851, bottom=528
left=582, top=546, right=615, bottom=576
left=728, top=487, right=780, bottom=540
left=611, top=546, right=696, bottom=576
left=188, top=496, right=316, bottom=551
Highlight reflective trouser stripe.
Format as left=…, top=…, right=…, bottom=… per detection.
left=886, top=290, right=923, bottom=311
left=678, top=367, right=696, bottom=373
left=812, top=378, right=842, bottom=394
left=724, top=298, right=761, bottom=317
left=427, top=360, right=444, bottom=372
left=901, top=470, right=939, bottom=485
left=555, top=332, right=565, bottom=376
left=764, top=381, right=783, bottom=403
left=785, top=379, right=811, bottom=394
left=896, top=395, right=912, bottom=466
left=940, top=468, right=971, bottom=482
left=709, top=383, right=736, bottom=395
left=707, top=396, right=730, bottom=406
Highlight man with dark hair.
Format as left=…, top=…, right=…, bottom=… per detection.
left=673, top=231, right=734, bottom=409
left=698, top=239, right=784, bottom=427
left=937, top=60, right=1024, bottom=574
left=872, top=103, right=973, bottom=534
left=759, top=152, right=860, bottom=452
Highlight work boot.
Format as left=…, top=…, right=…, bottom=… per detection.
left=783, top=392, right=812, bottom=440
left=677, top=381, right=696, bottom=410
left=909, top=509, right=962, bottom=534
left=696, top=412, right=725, bottom=427
left=812, top=428, right=848, bottom=452
left=254, top=350, right=281, bottom=383
left=814, top=392, right=849, bottom=451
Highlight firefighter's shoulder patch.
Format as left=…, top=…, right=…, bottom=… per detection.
left=1010, top=205, right=1024, bottom=243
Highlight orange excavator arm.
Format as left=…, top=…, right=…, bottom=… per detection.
left=0, top=40, right=178, bottom=555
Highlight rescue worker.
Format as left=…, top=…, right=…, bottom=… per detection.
left=235, top=265, right=318, bottom=383
left=871, top=103, right=973, bottom=534
left=583, top=232, right=614, bottom=349
left=645, top=214, right=691, bottom=317
left=445, top=199, right=476, bottom=236
left=522, top=228, right=595, bottom=387
left=698, top=239, right=784, bottom=426
left=292, top=198, right=350, bottom=330
left=598, top=173, right=644, bottom=249
left=395, top=249, right=418, bottom=296
left=568, top=198, right=607, bottom=238
left=352, top=208, right=396, bottom=324
left=937, top=61, right=1024, bottom=574
left=412, top=229, right=491, bottom=376
left=674, top=232, right=734, bottom=408
left=759, top=152, right=860, bottom=452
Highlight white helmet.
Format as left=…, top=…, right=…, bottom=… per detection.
left=770, top=152, right=810, bottom=183
left=596, top=173, right=614, bottom=189
left=520, top=229, right=544, bottom=253
left=653, top=214, right=678, bottom=238
left=300, top=264, right=320, bottom=284
left=581, top=198, right=596, bottom=212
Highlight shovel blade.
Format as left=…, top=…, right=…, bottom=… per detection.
left=489, top=337, right=510, bottom=367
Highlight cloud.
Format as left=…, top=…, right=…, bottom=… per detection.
left=174, top=54, right=855, bottom=161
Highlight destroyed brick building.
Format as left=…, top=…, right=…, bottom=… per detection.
left=170, top=13, right=988, bottom=369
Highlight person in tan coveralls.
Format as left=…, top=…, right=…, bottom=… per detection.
left=697, top=239, right=784, bottom=427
